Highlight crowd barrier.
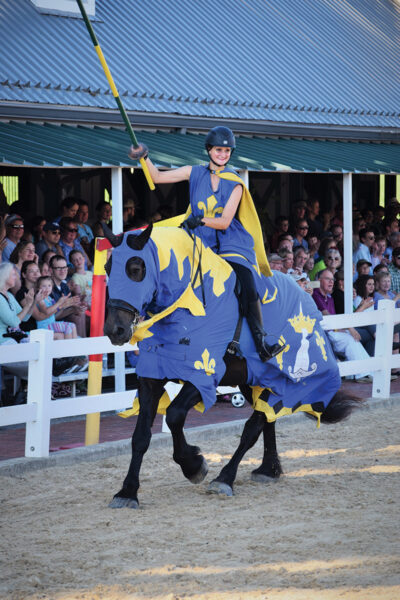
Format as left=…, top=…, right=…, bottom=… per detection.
left=0, top=299, right=399, bottom=458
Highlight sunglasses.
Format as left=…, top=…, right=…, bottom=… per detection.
left=11, top=224, right=24, bottom=229
left=53, top=265, right=68, bottom=270
left=65, top=228, right=78, bottom=233
left=50, top=230, right=60, bottom=234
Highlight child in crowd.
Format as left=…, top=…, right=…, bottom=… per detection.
left=35, top=276, right=78, bottom=340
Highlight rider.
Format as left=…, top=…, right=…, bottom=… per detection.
left=129, top=126, right=283, bottom=362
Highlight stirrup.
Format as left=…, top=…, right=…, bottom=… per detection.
left=259, top=342, right=286, bottom=362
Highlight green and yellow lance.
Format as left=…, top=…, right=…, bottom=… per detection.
left=76, top=0, right=155, bottom=190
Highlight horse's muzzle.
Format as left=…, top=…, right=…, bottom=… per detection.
left=104, top=299, right=140, bottom=345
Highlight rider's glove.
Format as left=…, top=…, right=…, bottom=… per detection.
left=128, top=143, right=149, bottom=160
left=181, top=215, right=205, bottom=230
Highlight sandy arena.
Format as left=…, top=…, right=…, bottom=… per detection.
left=1, top=400, right=399, bottom=600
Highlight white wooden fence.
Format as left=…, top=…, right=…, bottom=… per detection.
left=0, top=299, right=399, bottom=458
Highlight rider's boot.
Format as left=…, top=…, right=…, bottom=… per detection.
left=247, top=299, right=284, bottom=362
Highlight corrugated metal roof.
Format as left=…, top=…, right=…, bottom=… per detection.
left=0, top=121, right=399, bottom=173
left=0, top=0, right=399, bottom=128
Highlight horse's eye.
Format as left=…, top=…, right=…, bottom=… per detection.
left=125, top=256, right=146, bottom=281
left=105, top=255, right=112, bottom=276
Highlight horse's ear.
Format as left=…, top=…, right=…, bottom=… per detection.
left=101, top=222, right=123, bottom=247
left=126, top=224, right=153, bottom=250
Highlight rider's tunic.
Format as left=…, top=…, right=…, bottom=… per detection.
left=189, top=165, right=257, bottom=267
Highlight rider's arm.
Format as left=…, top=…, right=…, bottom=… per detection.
left=202, top=185, right=242, bottom=230
left=129, top=145, right=192, bottom=184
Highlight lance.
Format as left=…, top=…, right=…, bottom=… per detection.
left=76, top=0, right=155, bottom=190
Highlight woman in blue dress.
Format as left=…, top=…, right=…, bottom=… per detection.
left=129, top=126, right=283, bottom=362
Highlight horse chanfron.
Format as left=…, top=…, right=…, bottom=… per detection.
left=103, top=224, right=154, bottom=345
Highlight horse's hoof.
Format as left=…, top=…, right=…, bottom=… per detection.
left=108, top=496, right=139, bottom=509
left=251, top=471, right=279, bottom=483
left=208, top=480, right=234, bottom=496
left=189, top=457, right=208, bottom=484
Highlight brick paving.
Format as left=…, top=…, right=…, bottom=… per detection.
left=1, top=379, right=398, bottom=462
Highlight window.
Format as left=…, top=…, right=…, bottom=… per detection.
left=0, top=176, right=19, bottom=206
left=30, top=0, right=95, bottom=17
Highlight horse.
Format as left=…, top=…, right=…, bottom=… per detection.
left=103, top=223, right=360, bottom=508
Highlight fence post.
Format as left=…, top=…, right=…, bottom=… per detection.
left=373, top=299, right=395, bottom=398
left=25, top=329, right=54, bottom=457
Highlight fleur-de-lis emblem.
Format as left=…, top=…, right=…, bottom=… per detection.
left=276, top=335, right=290, bottom=370
left=198, top=195, right=223, bottom=217
left=315, top=331, right=327, bottom=361
left=194, top=348, right=216, bottom=376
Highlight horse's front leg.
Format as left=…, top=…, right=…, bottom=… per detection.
left=208, top=410, right=266, bottom=496
left=165, top=382, right=208, bottom=484
left=251, top=417, right=283, bottom=482
left=109, top=377, right=166, bottom=509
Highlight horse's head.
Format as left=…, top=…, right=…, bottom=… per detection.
left=103, top=223, right=158, bottom=345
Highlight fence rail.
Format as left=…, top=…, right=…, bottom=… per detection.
left=1, top=299, right=399, bottom=458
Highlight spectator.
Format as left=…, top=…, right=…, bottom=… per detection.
left=292, top=219, right=309, bottom=250
left=388, top=246, right=400, bottom=294
left=331, top=224, right=343, bottom=255
left=55, top=196, right=79, bottom=224
left=76, top=200, right=94, bottom=254
left=324, top=248, right=342, bottom=277
left=69, top=249, right=93, bottom=307
left=15, top=260, right=41, bottom=333
left=374, top=270, right=400, bottom=308
left=38, top=260, right=50, bottom=276
left=332, top=270, right=345, bottom=314
left=290, top=200, right=307, bottom=231
left=123, top=198, right=136, bottom=231
left=353, top=274, right=376, bottom=356
left=49, top=255, right=85, bottom=337
left=312, top=269, right=372, bottom=382
left=293, top=247, right=309, bottom=273
left=35, top=221, right=63, bottom=261
left=92, top=200, right=112, bottom=238
left=269, top=215, right=290, bottom=251
left=384, top=231, right=400, bottom=262
left=59, top=217, right=92, bottom=270
left=303, top=253, right=315, bottom=279
left=353, top=227, right=375, bottom=274
left=355, top=259, right=372, bottom=282
left=267, top=253, right=283, bottom=271
left=306, top=234, right=320, bottom=261
left=0, top=263, right=43, bottom=395
left=372, top=205, right=386, bottom=234
left=9, top=241, right=38, bottom=295
left=306, top=199, right=323, bottom=238
left=278, top=248, right=294, bottom=273
left=25, top=215, right=46, bottom=244
left=383, top=216, right=399, bottom=245
left=35, top=276, right=81, bottom=342
left=276, top=233, right=294, bottom=253
left=373, top=263, right=389, bottom=277
left=2, top=214, right=24, bottom=263
left=309, top=237, right=338, bottom=281
left=352, top=216, right=366, bottom=252
left=287, top=269, right=312, bottom=294
left=370, top=235, right=388, bottom=269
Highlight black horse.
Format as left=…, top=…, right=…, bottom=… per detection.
left=103, top=224, right=360, bottom=508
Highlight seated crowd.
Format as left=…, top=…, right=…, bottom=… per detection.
left=267, top=198, right=400, bottom=383
left=1, top=195, right=400, bottom=395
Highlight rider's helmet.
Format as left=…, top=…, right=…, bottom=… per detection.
left=205, top=126, right=236, bottom=152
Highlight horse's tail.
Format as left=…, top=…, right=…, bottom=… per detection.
left=320, top=390, right=364, bottom=425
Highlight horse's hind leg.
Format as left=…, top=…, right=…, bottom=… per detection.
left=251, top=419, right=283, bottom=482
left=209, top=410, right=266, bottom=496
left=109, top=377, right=166, bottom=509
left=166, top=382, right=208, bottom=484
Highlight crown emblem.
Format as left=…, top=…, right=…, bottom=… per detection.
left=288, top=304, right=315, bottom=334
